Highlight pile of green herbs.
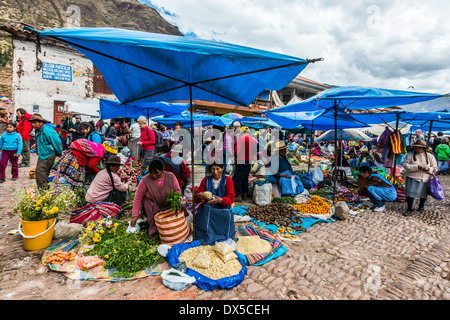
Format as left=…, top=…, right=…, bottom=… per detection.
left=87, top=223, right=164, bottom=278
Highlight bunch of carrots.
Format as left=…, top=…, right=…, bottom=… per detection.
left=43, top=251, right=78, bottom=265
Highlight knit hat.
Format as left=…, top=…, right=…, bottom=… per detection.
left=106, top=155, right=122, bottom=165
left=137, top=116, right=147, bottom=123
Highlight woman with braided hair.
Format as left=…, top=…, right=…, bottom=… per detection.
left=402, top=139, right=438, bottom=216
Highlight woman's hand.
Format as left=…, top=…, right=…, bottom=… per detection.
left=207, top=195, right=222, bottom=205
left=280, top=174, right=291, bottom=179
left=130, top=216, right=138, bottom=227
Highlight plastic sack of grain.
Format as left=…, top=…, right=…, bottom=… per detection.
left=166, top=241, right=247, bottom=292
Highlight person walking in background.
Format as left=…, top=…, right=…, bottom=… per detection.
left=60, top=114, right=74, bottom=150
left=0, top=121, right=23, bottom=182
left=0, top=110, right=10, bottom=136
left=137, top=116, right=156, bottom=174
left=434, top=137, right=450, bottom=173
left=30, top=114, right=62, bottom=188
left=128, top=119, right=141, bottom=159
left=233, top=126, right=257, bottom=201
left=69, top=115, right=84, bottom=142
left=15, top=108, right=32, bottom=168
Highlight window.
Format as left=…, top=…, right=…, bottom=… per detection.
left=93, top=65, right=112, bottom=94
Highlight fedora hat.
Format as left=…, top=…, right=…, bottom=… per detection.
left=106, top=155, right=122, bottom=165
left=275, top=140, right=288, bottom=151
left=29, top=113, right=47, bottom=123
left=411, top=139, right=427, bottom=148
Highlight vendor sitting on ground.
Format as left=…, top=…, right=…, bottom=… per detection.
left=85, top=155, right=131, bottom=205
left=130, top=158, right=182, bottom=238
left=194, top=162, right=235, bottom=245
left=358, top=166, right=397, bottom=213
left=267, top=140, right=304, bottom=196
left=350, top=146, right=374, bottom=169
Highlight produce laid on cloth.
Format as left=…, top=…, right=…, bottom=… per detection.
left=235, top=236, right=272, bottom=255
left=117, top=158, right=141, bottom=184
left=292, top=195, right=331, bottom=216
left=179, top=244, right=242, bottom=280
left=166, top=241, right=247, bottom=291
left=43, top=250, right=78, bottom=265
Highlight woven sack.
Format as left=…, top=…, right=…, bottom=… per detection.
left=154, top=208, right=190, bottom=246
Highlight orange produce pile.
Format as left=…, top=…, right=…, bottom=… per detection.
left=43, top=250, right=78, bottom=265
left=292, top=195, right=331, bottom=215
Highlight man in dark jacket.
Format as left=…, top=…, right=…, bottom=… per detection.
left=16, top=108, right=33, bottom=167
left=69, top=115, right=84, bottom=141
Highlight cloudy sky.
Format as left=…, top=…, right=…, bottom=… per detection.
left=139, top=0, right=450, bottom=95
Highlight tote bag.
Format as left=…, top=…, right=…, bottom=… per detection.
left=428, top=174, right=445, bottom=201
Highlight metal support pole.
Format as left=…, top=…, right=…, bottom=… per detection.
left=333, top=101, right=338, bottom=205
left=189, top=85, right=196, bottom=240
left=392, top=113, right=400, bottom=180
left=427, top=120, right=434, bottom=148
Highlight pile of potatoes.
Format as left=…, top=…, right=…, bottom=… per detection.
left=246, top=203, right=298, bottom=226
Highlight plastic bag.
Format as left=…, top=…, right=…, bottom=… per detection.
left=252, top=183, right=272, bottom=206
left=161, top=268, right=196, bottom=292
left=212, top=241, right=235, bottom=256
left=428, top=174, right=445, bottom=201
left=312, top=167, right=324, bottom=186
left=126, top=221, right=141, bottom=233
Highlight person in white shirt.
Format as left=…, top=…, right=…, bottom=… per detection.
left=128, top=119, right=142, bottom=159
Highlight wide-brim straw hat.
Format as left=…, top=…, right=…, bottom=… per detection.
left=411, top=139, right=427, bottom=148
left=275, top=140, right=288, bottom=151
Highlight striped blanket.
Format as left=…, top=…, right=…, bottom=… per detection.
left=70, top=138, right=105, bottom=158
left=234, top=225, right=287, bottom=266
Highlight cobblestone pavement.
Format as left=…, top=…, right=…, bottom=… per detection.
left=0, top=153, right=449, bottom=300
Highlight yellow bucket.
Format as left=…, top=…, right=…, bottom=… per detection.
left=19, top=218, right=57, bottom=251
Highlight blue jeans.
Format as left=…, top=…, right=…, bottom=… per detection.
left=367, top=190, right=384, bottom=208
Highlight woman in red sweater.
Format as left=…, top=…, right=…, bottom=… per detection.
left=137, top=116, right=156, bottom=174
left=194, top=162, right=235, bottom=244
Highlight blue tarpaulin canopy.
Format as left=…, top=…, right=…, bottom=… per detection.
left=99, top=98, right=190, bottom=120
left=264, top=109, right=369, bottom=130
left=155, top=112, right=233, bottom=128
left=267, top=86, right=444, bottom=113
left=37, top=27, right=316, bottom=107
left=33, top=26, right=319, bottom=236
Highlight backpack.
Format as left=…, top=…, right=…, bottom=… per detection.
left=146, top=128, right=165, bottom=152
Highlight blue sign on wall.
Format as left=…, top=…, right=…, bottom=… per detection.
left=42, top=62, right=72, bottom=82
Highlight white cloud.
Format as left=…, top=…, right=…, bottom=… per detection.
left=140, top=0, right=450, bottom=94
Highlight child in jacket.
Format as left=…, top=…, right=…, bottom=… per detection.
left=0, top=122, right=23, bottom=182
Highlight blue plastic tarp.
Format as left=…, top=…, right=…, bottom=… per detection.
left=99, top=98, right=190, bottom=120
left=267, top=86, right=444, bottom=113
left=350, top=111, right=450, bottom=126
left=265, top=109, right=369, bottom=130
left=155, top=111, right=232, bottom=127
left=37, top=27, right=311, bottom=107
left=165, top=240, right=247, bottom=291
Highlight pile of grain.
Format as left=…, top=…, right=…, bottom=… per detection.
left=179, top=245, right=242, bottom=280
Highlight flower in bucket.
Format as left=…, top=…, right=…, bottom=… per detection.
left=14, top=185, right=78, bottom=222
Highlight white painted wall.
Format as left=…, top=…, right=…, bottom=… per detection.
left=11, top=38, right=115, bottom=122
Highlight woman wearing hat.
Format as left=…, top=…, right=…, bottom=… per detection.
left=351, top=146, right=374, bottom=169
left=85, top=155, right=131, bottom=205
left=402, top=139, right=438, bottom=216
left=267, top=140, right=304, bottom=196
